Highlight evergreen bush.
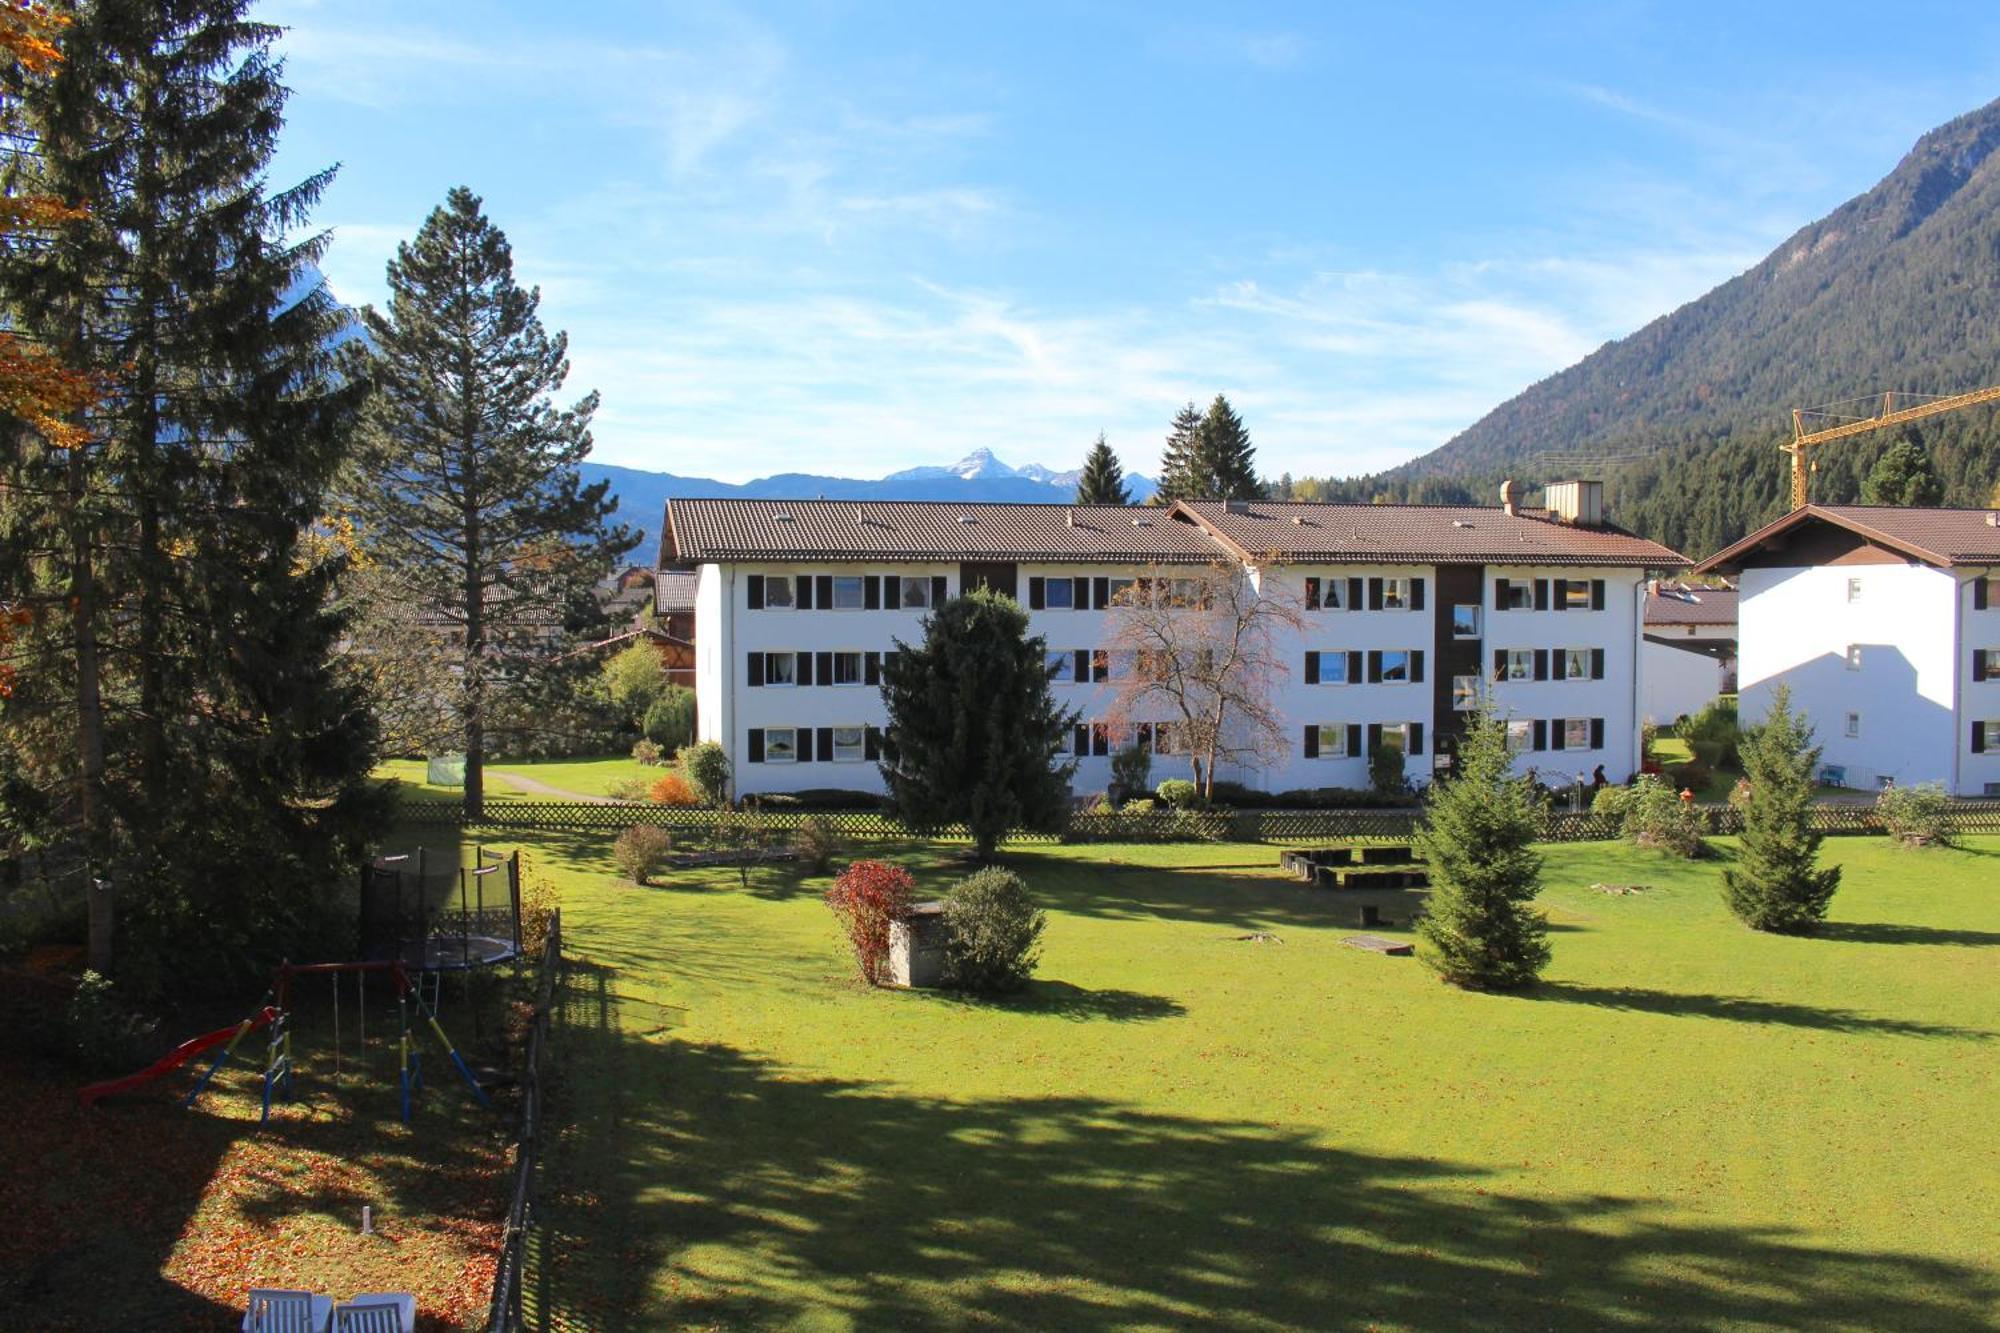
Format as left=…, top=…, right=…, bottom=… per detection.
left=678, top=741, right=732, bottom=807
left=1724, top=687, right=1841, bottom=933
left=940, top=867, right=1046, bottom=993
left=644, top=687, right=698, bottom=752
left=1369, top=741, right=1407, bottom=797
left=1155, top=778, right=1199, bottom=809
left=1110, top=743, right=1153, bottom=802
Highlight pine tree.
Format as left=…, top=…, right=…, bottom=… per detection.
left=0, top=0, right=383, bottom=983
left=1414, top=705, right=1551, bottom=989
left=1194, top=393, right=1262, bottom=501
left=1075, top=432, right=1131, bottom=505
left=1724, top=686, right=1841, bottom=933
left=1860, top=433, right=1944, bottom=506
left=879, top=589, right=1078, bottom=861
left=343, top=188, right=634, bottom=821
left=1152, top=401, right=1205, bottom=502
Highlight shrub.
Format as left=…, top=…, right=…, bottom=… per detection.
left=1624, top=774, right=1705, bottom=857
left=648, top=772, right=699, bottom=806
left=1156, top=778, right=1199, bottom=809
left=606, top=777, right=649, bottom=802
left=643, top=687, right=698, bottom=752
left=1877, top=782, right=1956, bottom=847
left=678, top=740, right=732, bottom=807
left=1590, top=784, right=1636, bottom=821
left=1205, top=780, right=1267, bottom=808
left=1665, top=759, right=1714, bottom=795
left=793, top=815, right=842, bottom=875
left=1674, top=698, right=1741, bottom=769
left=1121, top=797, right=1157, bottom=815
left=612, top=825, right=672, bottom=884
left=631, top=738, right=664, bottom=766
left=1369, top=742, right=1407, bottom=797
left=65, top=970, right=159, bottom=1073
left=824, top=860, right=915, bottom=985
left=603, top=640, right=670, bottom=720
left=1725, top=686, right=1841, bottom=932
left=1109, top=743, right=1152, bottom=803
left=1085, top=792, right=1116, bottom=816
left=940, top=867, right=1045, bottom=993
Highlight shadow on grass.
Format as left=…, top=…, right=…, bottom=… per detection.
left=526, top=962, right=1999, bottom=1333
left=914, top=978, right=1187, bottom=1023
left=1526, top=981, right=1994, bottom=1040
left=1817, top=921, right=2000, bottom=947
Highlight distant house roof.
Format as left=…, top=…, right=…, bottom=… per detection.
left=550, top=625, right=691, bottom=664
left=1171, top=500, right=1691, bottom=568
left=1644, top=583, right=1738, bottom=627
left=1696, top=505, right=2000, bottom=574
left=662, top=499, right=1227, bottom=565
left=655, top=569, right=698, bottom=614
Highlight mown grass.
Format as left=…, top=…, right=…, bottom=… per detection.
left=370, top=758, right=528, bottom=802
left=372, top=754, right=660, bottom=800
left=507, top=830, right=2000, bottom=1330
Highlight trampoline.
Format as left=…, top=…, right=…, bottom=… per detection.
left=361, top=845, right=524, bottom=973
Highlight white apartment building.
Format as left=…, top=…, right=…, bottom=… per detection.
left=663, top=487, right=1689, bottom=799
left=1639, top=582, right=1737, bottom=726
left=1698, top=504, right=2000, bottom=795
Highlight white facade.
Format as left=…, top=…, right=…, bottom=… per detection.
left=1641, top=637, right=1730, bottom=727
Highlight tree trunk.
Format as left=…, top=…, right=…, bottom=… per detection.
left=70, top=445, right=111, bottom=972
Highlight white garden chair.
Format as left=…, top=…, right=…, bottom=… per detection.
left=333, top=1292, right=417, bottom=1332
left=241, top=1287, right=331, bottom=1333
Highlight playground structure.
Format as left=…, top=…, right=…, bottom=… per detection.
left=360, top=844, right=523, bottom=970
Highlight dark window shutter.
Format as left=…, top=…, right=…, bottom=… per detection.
left=1137, top=723, right=1153, bottom=748
left=747, top=577, right=765, bottom=610
left=1368, top=577, right=1384, bottom=610
left=1304, top=577, right=1320, bottom=610
left=1368, top=650, right=1383, bottom=683
left=1975, top=721, right=1988, bottom=754
left=1072, top=577, right=1089, bottom=609
left=1533, top=719, right=1547, bottom=751
left=1347, top=650, right=1364, bottom=684
left=816, top=652, right=833, bottom=684
left=1303, top=725, right=1319, bottom=758
left=1493, top=648, right=1507, bottom=681
left=884, top=650, right=898, bottom=672
left=865, top=727, right=881, bottom=761
left=1494, top=578, right=1510, bottom=609
left=864, top=576, right=881, bottom=610
left=1093, top=577, right=1109, bottom=609
left=1590, top=717, right=1605, bottom=750
left=1410, top=577, right=1426, bottom=611
left=1410, top=722, right=1425, bottom=756
left=747, top=652, right=765, bottom=687
left=1534, top=649, right=1549, bottom=681
left=817, top=728, right=834, bottom=762
left=1074, top=650, right=1088, bottom=683
left=1367, top=723, right=1382, bottom=755
left=1977, top=579, right=1990, bottom=611
left=1028, top=577, right=1045, bottom=610
left=797, top=652, right=814, bottom=686
left=1305, top=652, right=1320, bottom=685
left=1976, top=650, right=1989, bottom=683
left=1551, top=718, right=1567, bottom=751
left=1411, top=651, right=1425, bottom=684
left=1535, top=579, right=1550, bottom=611
left=796, top=574, right=814, bottom=609
left=1093, top=726, right=1109, bottom=757
left=1591, top=579, right=1606, bottom=610
left=1552, top=580, right=1568, bottom=612
left=1074, top=724, right=1088, bottom=756
left=932, top=575, right=947, bottom=605
left=1347, top=577, right=1364, bottom=611
left=1591, top=648, right=1606, bottom=680
left=816, top=575, right=833, bottom=607
left=747, top=729, right=765, bottom=763
left=865, top=652, right=881, bottom=686
left=1347, top=724, right=1362, bottom=757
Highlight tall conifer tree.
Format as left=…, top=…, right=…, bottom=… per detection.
left=1075, top=432, right=1131, bottom=505
left=1153, top=401, right=1205, bottom=502
left=1195, top=394, right=1262, bottom=501
left=343, top=188, right=633, bottom=821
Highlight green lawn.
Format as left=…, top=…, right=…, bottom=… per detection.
left=482, top=754, right=657, bottom=797
left=370, top=758, right=527, bottom=801
left=505, top=831, right=2000, bottom=1330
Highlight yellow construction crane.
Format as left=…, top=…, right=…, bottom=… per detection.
left=1785, top=384, right=2000, bottom=508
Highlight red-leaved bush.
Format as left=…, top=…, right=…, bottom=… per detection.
left=649, top=773, right=698, bottom=806
left=824, top=859, right=915, bottom=985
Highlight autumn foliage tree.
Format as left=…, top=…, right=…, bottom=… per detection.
left=824, top=859, right=915, bottom=986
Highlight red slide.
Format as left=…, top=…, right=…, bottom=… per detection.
left=78, top=1005, right=278, bottom=1107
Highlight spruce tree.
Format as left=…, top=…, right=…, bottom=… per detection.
left=1194, top=393, right=1263, bottom=501
left=1075, top=431, right=1131, bottom=505
left=343, top=188, right=634, bottom=820
left=1152, top=401, right=1205, bottom=502
left=1860, top=433, right=1943, bottom=506
left=0, top=0, right=383, bottom=984
left=1724, top=686, right=1841, bottom=932
left=1414, top=705, right=1550, bottom=989
left=879, top=589, right=1077, bottom=861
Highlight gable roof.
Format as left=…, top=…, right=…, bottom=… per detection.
left=1644, top=583, right=1738, bottom=627
left=1170, top=500, right=1690, bottom=568
left=1695, top=505, right=2000, bottom=574
left=662, top=498, right=1227, bottom=565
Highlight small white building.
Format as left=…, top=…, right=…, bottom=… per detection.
left=1639, top=582, right=1737, bottom=726
left=662, top=487, right=1689, bottom=799
left=1698, top=504, right=2000, bottom=795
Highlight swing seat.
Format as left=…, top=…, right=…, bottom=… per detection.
left=242, top=1287, right=332, bottom=1332
left=333, top=1292, right=415, bottom=1332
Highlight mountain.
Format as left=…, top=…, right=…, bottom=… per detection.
left=1320, top=97, right=2000, bottom=557
left=588, top=451, right=1159, bottom=565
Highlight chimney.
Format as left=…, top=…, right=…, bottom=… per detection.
left=1987, top=511, right=1999, bottom=528
left=1066, top=508, right=1076, bottom=527
left=1500, top=479, right=1518, bottom=517
left=1224, top=497, right=1252, bottom=515
left=1546, top=479, right=1604, bottom=527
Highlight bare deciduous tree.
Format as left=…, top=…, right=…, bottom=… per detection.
left=1101, top=561, right=1303, bottom=797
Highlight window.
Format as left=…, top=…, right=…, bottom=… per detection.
left=762, top=575, right=794, bottom=609
left=1381, top=578, right=1411, bottom=610
left=764, top=727, right=798, bottom=763
left=1321, top=652, right=1350, bottom=685
left=1452, top=603, right=1480, bottom=638
left=1563, top=648, right=1591, bottom=680
left=1377, top=723, right=1408, bottom=757
left=831, top=576, right=865, bottom=609
left=1105, top=577, right=1137, bottom=607
left=1090, top=650, right=1110, bottom=683
left=1985, top=720, right=2000, bottom=750
left=1845, top=711, right=1861, bottom=738
left=1846, top=644, right=1862, bottom=671
left=832, top=651, right=864, bottom=685
left=1986, top=649, right=2000, bottom=677
left=1046, top=649, right=1071, bottom=679
left=1499, top=581, right=1532, bottom=610
left=1505, top=649, right=1533, bottom=681
left=832, top=726, right=866, bottom=762
left=1984, top=577, right=2000, bottom=608
left=1379, top=650, right=1411, bottom=683
left=1506, top=720, right=1535, bottom=754
left=1564, top=718, right=1592, bottom=749
left=1847, top=577, right=1863, bottom=603
left=1153, top=721, right=1180, bottom=755
left=766, top=653, right=797, bottom=687
left=1453, top=675, right=1479, bottom=711
left=1166, top=578, right=1202, bottom=608
left=1315, top=725, right=1350, bottom=758
left=1105, top=651, right=1135, bottom=680
left=1044, top=578, right=1074, bottom=610
left=1321, top=578, right=1348, bottom=610
left=1986, top=782, right=2000, bottom=797
left=1561, top=580, right=1592, bottom=610
left=899, top=577, right=932, bottom=610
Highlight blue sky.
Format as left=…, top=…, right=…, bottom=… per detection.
left=266, top=1, right=2000, bottom=483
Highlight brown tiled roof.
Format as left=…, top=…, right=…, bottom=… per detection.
left=1172, top=500, right=1691, bottom=567
left=663, top=499, right=1228, bottom=564
left=654, top=569, right=698, bottom=613
left=1697, top=504, right=2000, bottom=573
left=1644, top=583, right=1738, bottom=627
